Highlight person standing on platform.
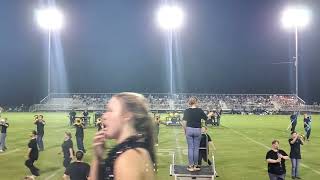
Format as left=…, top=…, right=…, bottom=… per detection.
left=182, top=97, right=213, bottom=172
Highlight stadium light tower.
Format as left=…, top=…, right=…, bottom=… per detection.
left=156, top=5, right=184, bottom=95
left=35, top=7, right=64, bottom=96
left=281, top=6, right=311, bottom=97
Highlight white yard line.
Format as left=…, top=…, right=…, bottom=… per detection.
left=229, top=127, right=320, bottom=175
left=0, top=148, right=20, bottom=155
left=45, top=168, right=64, bottom=180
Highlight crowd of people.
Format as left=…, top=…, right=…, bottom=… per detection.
left=0, top=93, right=315, bottom=180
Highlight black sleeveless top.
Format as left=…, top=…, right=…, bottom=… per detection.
left=99, top=135, right=148, bottom=180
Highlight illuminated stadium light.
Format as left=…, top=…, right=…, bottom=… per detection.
left=35, top=8, right=64, bottom=30
left=156, top=5, right=184, bottom=30
left=281, top=6, right=311, bottom=97
left=281, top=7, right=311, bottom=28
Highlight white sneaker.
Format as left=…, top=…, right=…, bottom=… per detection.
left=154, top=144, right=158, bottom=147
left=0, top=150, right=4, bottom=153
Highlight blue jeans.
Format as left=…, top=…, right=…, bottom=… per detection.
left=186, top=127, right=201, bottom=165
left=291, top=158, right=301, bottom=177
left=0, top=133, right=6, bottom=150
left=37, top=134, right=44, bottom=150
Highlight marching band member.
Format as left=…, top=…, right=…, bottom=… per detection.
left=74, top=118, right=86, bottom=153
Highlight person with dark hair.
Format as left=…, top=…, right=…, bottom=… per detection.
left=154, top=115, right=160, bottom=146
left=63, top=150, right=90, bottom=180
left=182, top=97, right=213, bottom=171
left=266, top=140, right=289, bottom=180
left=96, top=118, right=103, bottom=131
left=25, top=130, right=40, bottom=178
left=289, top=113, right=298, bottom=132
left=34, top=115, right=45, bottom=151
left=198, top=127, right=215, bottom=166
left=289, top=131, right=304, bottom=179
left=69, top=109, right=76, bottom=126
left=0, top=118, right=9, bottom=152
left=90, top=92, right=156, bottom=180
left=61, top=132, right=74, bottom=169
left=303, top=113, right=312, bottom=141
left=83, top=110, right=89, bottom=127
left=74, top=118, right=86, bottom=153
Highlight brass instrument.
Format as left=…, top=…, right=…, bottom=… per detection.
left=73, top=118, right=85, bottom=128
left=299, top=134, right=306, bottom=141
left=96, top=118, right=102, bottom=126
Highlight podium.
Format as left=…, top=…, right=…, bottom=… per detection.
left=169, top=153, right=217, bottom=180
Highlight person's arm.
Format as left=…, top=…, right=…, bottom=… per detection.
left=266, top=158, right=281, bottom=163
left=26, top=148, right=31, bottom=158
left=89, top=131, right=106, bottom=180
left=278, top=151, right=290, bottom=160
left=69, top=148, right=74, bottom=159
left=290, top=136, right=298, bottom=144
left=62, top=174, right=70, bottom=180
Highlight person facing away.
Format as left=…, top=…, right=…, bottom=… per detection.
left=25, top=130, right=40, bottom=178
left=266, top=140, right=289, bottom=180
left=63, top=150, right=90, bottom=180
left=34, top=115, right=45, bottom=151
left=289, top=131, right=304, bottom=179
left=182, top=96, right=213, bottom=172
left=89, top=92, right=156, bottom=180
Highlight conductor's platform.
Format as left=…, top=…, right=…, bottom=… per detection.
left=170, top=165, right=215, bottom=180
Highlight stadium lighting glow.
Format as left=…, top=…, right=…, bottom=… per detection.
left=35, top=8, right=64, bottom=30
left=281, top=7, right=311, bottom=28
left=156, top=5, right=184, bottom=30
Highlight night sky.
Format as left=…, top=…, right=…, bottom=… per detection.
left=0, top=0, right=320, bottom=106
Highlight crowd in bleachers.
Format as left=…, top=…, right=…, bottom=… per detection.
left=37, top=93, right=305, bottom=112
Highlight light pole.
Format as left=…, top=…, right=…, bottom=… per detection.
left=35, top=8, right=64, bottom=97
left=281, top=6, right=310, bottom=97
left=156, top=5, right=184, bottom=95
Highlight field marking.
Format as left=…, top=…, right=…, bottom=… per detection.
left=45, top=168, right=64, bottom=180
left=228, top=127, right=320, bottom=175
left=0, top=148, right=20, bottom=155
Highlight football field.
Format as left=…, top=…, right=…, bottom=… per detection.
left=0, top=113, right=319, bottom=180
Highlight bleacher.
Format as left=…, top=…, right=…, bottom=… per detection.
left=28, top=93, right=320, bottom=113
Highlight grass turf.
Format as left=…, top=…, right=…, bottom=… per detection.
left=0, top=112, right=319, bottom=180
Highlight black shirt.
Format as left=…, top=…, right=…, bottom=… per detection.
left=83, top=111, right=89, bottom=117
left=62, top=139, right=73, bottom=158
left=288, top=138, right=303, bottom=159
left=200, top=133, right=212, bottom=149
left=28, top=138, right=39, bottom=160
left=35, top=120, right=45, bottom=135
left=0, top=122, right=9, bottom=133
left=65, top=161, right=90, bottom=180
left=183, top=108, right=207, bottom=128
left=69, top=111, right=76, bottom=118
left=265, top=149, right=288, bottom=175
left=75, top=124, right=84, bottom=137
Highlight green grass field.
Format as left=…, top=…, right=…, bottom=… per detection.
left=0, top=113, right=319, bottom=180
